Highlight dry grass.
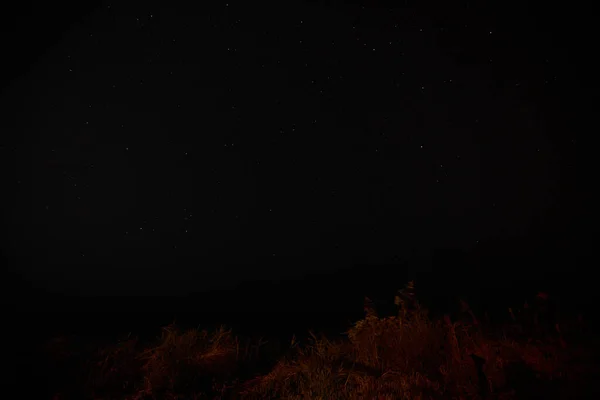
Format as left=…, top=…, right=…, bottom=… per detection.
left=46, top=282, right=600, bottom=400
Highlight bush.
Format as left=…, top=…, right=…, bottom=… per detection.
left=47, top=282, right=598, bottom=399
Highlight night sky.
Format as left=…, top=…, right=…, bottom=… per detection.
left=1, top=1, right=584, bottom=300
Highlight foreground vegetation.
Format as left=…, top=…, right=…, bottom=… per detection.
left=45, top=282, right=599, bottom=399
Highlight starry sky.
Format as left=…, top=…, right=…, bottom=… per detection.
left=1, top=1, right=583, bottom=298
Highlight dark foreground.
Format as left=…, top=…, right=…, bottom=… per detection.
left=8, top=272, right=600, bottom=400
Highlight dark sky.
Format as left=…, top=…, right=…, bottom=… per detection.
left=1, top=1, right=584, bottom=298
